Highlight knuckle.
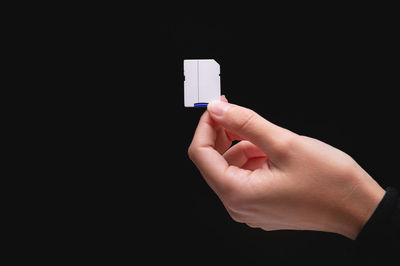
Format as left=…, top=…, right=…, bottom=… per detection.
left=271, top=135, right=299, bottom=156
left=231, top=215, right=243, bottom=223
left=246, top=223, right=258, bottom=229
left=227, top=208, right=245, bottom=223
left=187, top=145, right=198, bottom=161
left=187, top=145, right=194, bottom=159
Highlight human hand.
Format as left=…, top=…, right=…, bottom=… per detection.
left=188, top=98, right=385, bottom=239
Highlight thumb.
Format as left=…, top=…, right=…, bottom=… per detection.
left=207, top=101, right=296, bottom=158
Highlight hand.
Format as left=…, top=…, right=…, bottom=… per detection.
left=188, top=98, right=385, bottom=239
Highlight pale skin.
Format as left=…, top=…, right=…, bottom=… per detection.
left=188, top=96, right=385, bottom=240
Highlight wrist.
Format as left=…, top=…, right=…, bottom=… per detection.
left=335, top=169, right=385, bottom=240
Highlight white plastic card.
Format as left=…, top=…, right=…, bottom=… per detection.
left=184, top=59, right=220, bottom=107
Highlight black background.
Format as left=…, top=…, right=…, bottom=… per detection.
left=68, top=10, right=400, bottom=264
left=13, top=6, right=399, bottom=264
left=136, top=17, right=399, bottom=264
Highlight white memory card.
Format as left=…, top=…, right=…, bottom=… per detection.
left=184, top=59, right=221, bottom=107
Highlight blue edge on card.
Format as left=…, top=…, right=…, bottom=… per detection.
left=194, top=103, right=208, bottom=108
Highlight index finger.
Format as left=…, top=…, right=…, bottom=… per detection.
left=188, top=111, right=233, bottom=192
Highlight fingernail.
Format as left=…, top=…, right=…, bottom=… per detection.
left=207, top=101, right=230, bottom=116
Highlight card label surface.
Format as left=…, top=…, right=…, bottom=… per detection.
left=184, top=59, right=221, bottom=107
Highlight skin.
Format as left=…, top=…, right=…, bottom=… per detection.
left=188, top=96, right=385, bottom=239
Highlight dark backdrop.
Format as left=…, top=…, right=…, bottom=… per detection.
left=136, top=18, right=399, bottom=265
left=81, top=14, right=399, bottom=264
left=23, top=6, right=399, bottom=264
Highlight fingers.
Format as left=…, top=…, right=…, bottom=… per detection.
left=207, top=101, right=297, bottom=160
left=188, top=111, right=237, bottom=192
left=214, top=95, right=232, bottom=154
left=214, top=127, right=232, bottom=154
left=213, top=95, right=245, bottom=154
left=223, top=141, right=266, bottom=168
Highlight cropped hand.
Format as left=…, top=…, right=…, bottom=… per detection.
left=188, top=98, right=385, bottom=239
